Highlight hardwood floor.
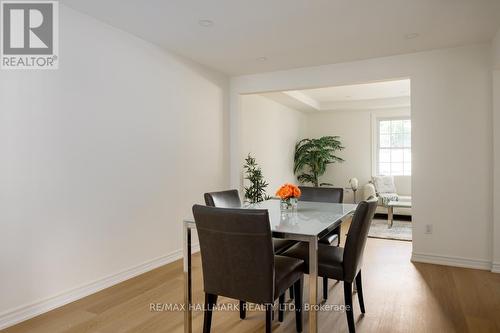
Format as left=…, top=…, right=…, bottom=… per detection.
left=3, top=222, right=500, bottom=333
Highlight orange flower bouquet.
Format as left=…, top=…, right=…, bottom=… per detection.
left=276, top=183, right=301, bottom=211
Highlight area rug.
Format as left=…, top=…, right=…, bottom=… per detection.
left=368, top=218, right=412, bottom=241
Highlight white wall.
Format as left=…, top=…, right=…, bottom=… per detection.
left=240, top=94, right=306, bottom=196
left=305, top=108, right=411, bottom=197
left=231, top=44, right=494, bottom=270
left=493, top=70, right=500, bottom=272
left=305, top=110, right=371, bottom=189
left=493, top=28, right=500, bottom=272
left=493, top=29, right=500, bottom=70
left=0, top=5, right=229, bottom=326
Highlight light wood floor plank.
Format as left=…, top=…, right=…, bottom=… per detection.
left=3, top=222, right=500, bottom=333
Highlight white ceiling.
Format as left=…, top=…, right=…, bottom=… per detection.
left=300, top=80, right=410, bottom=102
left=263, top=79, right=411, bottom=111
left=62, top=0, right=500, bottom=75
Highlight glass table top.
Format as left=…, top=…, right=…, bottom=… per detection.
left=184, top=199, right=357, bottom=238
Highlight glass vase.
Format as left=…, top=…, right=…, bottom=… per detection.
left=280, top=197, right=298, bottom=212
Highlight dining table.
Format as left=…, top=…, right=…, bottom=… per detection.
left=183, top=199, right=357, bottom=333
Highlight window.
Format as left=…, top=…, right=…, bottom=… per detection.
left=377, top=118, right=411, bottom=176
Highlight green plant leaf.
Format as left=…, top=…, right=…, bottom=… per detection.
left=294, top=136, right=344, bottom=187
left=243, top=153, right=271, bottom=203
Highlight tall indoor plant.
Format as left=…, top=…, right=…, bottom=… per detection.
left=293, top=136, right=345, bottom=187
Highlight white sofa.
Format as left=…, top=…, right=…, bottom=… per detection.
left=363, top=176, right=412, bottom=216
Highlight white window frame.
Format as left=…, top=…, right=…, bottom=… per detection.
left=371, top=109, right=411, bottom=177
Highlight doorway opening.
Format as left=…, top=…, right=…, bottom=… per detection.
left=239, top=78, right=412, bottom=241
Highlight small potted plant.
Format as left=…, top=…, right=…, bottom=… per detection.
left=243, top=154, right=271, bottom=204
left=276, top=183, right=301, bottom=211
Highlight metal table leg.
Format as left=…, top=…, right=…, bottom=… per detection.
left=183, top=224, right=192, bottom=333
left=309, top=236, right=318, bottom=333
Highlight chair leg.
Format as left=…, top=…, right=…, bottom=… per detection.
left=344, top=282, right=355, bottom=333
left=203, top=293, right=218, bottom=333
left=265, top=303, right=273, bottom=333
left=355, top=271, right=365, bottom=313
left=289, top=286, right=294, bottom=300
left=293, top=277, right=303, bottom=332
left=278, top=294, right=285, bottom=322
left=323, top=277, right=328, bottom=300
left=240, top=300, right=246, bottom=319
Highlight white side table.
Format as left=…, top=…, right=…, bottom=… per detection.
left=387, top=201, right=412, bottom=228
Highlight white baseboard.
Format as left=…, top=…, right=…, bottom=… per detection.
left=0, top=244, right=200, bottom=330
left=492, top=262, right=500, bottom=273
left=411, top=251, right=493, bottom=271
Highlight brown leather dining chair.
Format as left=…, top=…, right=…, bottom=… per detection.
left=298, top=186, right=343, bottom=300
left=192, top=205, right=305, bottom=333
left=281, top=199, right=378, bottom=333
left=204, top=190, right=298, bottom=255
left=204, top=190, right=299, bottom=319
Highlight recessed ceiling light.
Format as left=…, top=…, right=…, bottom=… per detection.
left=256, top=57, right=268, bottom=61
left=405, top=33, right=420, bottom=40
left=198, top=19, right=214, bottom=27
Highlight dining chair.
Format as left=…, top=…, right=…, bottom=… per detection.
left=192, top=205, right=305, bottom=333
left=281, top=199, right=378, bottom=333
left=298, top=186, right=343, bottom=300
left=204, top=189, right=299, bottom=315
left=204, top=190, right=298, bottom=255
left=203, top=189, right=241, bottom=208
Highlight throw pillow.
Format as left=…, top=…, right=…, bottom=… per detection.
left=372, top=175, right=397, bottom=194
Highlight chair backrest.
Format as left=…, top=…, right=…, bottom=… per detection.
left=342, top=198, right=378, bottom=282
left=298, top=186, right=344, bottom=203
left=204, top=189, right=241, bottom=208
left=192, top=204, right=275, bottom=304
